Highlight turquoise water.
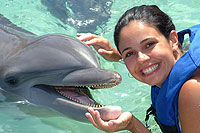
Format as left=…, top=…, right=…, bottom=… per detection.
left=0, top=0, right=199, bottom=133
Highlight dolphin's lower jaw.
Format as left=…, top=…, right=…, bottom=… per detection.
left=54, top=98, right=122, bottom=123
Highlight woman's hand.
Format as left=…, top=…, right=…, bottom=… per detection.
left=85, top=107, right=134, bottom=132
left=77, top=33, right=122, bottom=62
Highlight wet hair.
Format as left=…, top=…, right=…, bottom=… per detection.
left=114, top=5, right=183, bottom=53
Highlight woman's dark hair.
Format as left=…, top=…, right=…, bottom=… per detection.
left=114, top=5, right=183, bottom=53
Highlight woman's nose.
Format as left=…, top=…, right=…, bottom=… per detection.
left=137, top=52, right=150, bottom=64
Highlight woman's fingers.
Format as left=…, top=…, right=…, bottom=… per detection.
left=85, top=112, right=100, bottom=129
left=109, top=112, right=133, bottom=130
left=77, top=33, right=110, bottom=48
left=85, top=108, right=134, bottom=132
left=86, top=108, right=119, bottom=130
left=87, top=108, right=103, bottom=125
left=94, top=110, right=109, bottom=127
left=97, top=48, right=113, bottom=58
left=86, top=108, right=108, bottom=130
left=77, top=33, right=99, bottom=42
left=84, top=38, right=103, bottom=46
left=77, top=33, right=121, bottom=62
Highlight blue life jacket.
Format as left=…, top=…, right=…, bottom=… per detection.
left=146, top=24, right=200, bottom=133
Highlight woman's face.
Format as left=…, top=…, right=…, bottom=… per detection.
left=118, top=21, right=178, bottom=87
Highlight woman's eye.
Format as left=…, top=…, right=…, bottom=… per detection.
left=125, top=51, right=135, bottom=58
left=146, top=42, right=155, bottom=48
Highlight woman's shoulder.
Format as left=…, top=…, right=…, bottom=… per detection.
left=178, top=68, right=200, bottom=132
left=179, top=68, right=200, bottom=100
left=178, top=68, right=200, bottom=110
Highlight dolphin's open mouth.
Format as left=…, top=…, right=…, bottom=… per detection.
left=52, top=72, right=122, bottom=108
left=50, top=77, right=121, bottom=108
left=34, top=84, right=104, bottom=107
left=55, top=86, right=103, bottom=107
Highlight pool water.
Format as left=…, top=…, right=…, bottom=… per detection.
left=0, top=0, right=199, bottom=133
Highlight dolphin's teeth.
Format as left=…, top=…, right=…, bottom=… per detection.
left=55, top=86, right=103, bottom=108
left=73, top=98, right=77, bottom=102
left=85, top=103, right=103, bottom=108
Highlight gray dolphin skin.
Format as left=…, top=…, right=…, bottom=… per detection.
left=41, top=0, right=113, bottom=33
left=0, top=20, right=122, bottom=122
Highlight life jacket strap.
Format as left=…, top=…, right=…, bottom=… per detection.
left=145, top=104, right=156, bottom=128
left=145, top=105, right=178, bottom=133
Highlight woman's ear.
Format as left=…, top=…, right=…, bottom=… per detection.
left=169, top=30, right=179, bottom=51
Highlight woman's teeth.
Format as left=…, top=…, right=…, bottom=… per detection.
left=142, top=64, right=159, bottom=75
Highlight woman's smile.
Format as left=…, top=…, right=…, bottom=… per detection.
left=141, top=63, right=160, bottom=76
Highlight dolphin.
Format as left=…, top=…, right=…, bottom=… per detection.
left=0, top=19, right=122, bottom=122
left=41, top=0, right=113, bottom=33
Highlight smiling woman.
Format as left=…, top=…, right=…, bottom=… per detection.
left=118, top=21, right=180, bottom=88
left=79, top=5, right=200, bottom=133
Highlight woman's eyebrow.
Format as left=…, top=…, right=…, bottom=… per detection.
left=140, top=37, right=154, bottom=44
left=121, top=37, right=154, bottom=54
left=121, top=47, right=131, bottom=54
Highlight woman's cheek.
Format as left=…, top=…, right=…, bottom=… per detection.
left=125, top=59, right=136, bottom=75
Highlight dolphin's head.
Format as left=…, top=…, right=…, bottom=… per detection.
left=0, top=34, right=122, bottom=122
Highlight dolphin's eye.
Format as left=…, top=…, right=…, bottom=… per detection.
left=5, top=76, right=18, bottom=86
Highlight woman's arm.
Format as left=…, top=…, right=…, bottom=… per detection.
left=77, top=33, right=122, bottom=62
left=179, top=70, right=200, bottom=132
left=78, top=33, right=150, bottom=132
left=85, top=108, right=151, bottom=133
